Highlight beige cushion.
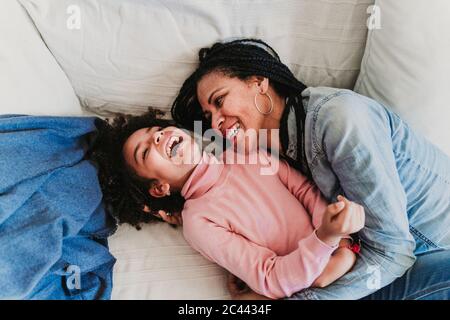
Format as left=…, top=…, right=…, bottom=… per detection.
left=109, top=223, right=231, bottom=300
left=0, top=0, right=82, bottom=116
left=20, top=0, right=374, bottom=116
left=355, top=0, right=450, bottom=156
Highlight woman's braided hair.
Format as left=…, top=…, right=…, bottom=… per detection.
left=171, top=38, right=311, bottom=178
left=88, top=108, right=185, bottom=230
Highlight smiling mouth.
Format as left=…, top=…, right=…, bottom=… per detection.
left=225, top=122, right=241, bottom=140
left=166, top=135, right=184, bottom=158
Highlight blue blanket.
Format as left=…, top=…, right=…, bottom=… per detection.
left=0, top=115, right=116, bottom=300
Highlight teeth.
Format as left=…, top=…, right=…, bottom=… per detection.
left=166, top=136, right=180, bottom=158
left=171, top=138, right=183, bottom=158
left=226, top=123, right=240, bottom=140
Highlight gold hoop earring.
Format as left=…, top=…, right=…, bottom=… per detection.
left=254, top=92, right=274, bottom=115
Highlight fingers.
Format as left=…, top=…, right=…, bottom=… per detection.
left=349, top=203, right=364, bottom=231
left=335, top=198, right=364, bottom=234
left=328, top=195, right=351, bottom=217
left=227, top=272, right=236, bottom=283
left=361, top=207, right=365, bottom=227
left=323, top=195, right=366, bottom=236
left=349, top=203, right=364, bottom=232
left=176, top=214, right=183, bottom=226
left=158, top=210, right=182, bottom=226
left=158, top=210, right=167, bottom=219
left=227, top=273, right=248, bottom=295
left=327, top=201, right=345, bottom=216
left=227, top=273, right=239, bottom=294
left=358, top=205, right=365, bottom=229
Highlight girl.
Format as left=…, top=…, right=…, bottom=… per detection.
left=91, top=109, right=364, bottom=299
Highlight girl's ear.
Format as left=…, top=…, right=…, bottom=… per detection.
left=149, top=182, right=171, bottom=198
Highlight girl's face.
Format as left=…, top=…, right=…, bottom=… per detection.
left=197, top=72, right=271, bottom=153
left=122, top=126, right=202, bottom=190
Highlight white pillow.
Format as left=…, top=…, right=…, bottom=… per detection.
left=108, top=223, right=231, bottom=300
left=19, top=0, right=374, bottom=116
left=0, top=0, right=82, bottom=116
left=355, top=0, right=450, bottom=156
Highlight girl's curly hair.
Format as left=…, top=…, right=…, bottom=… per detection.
left=88, top=108, right=185, bottom=230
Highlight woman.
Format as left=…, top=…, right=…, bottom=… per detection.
left=171, top=39, right=450, bottom=300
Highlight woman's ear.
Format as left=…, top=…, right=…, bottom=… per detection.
left=249, top=76, right=269, bottom=94
left=149, top=181, right=171, bottom=198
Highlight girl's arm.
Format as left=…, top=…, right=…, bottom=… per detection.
left=182, top=214, right=337, bottom=300
left=228, top=241, right=356, bottom=300
left=276, top=159, right=328, bottom=229
left=229, top=238, right=357, bottom=299
left=311, top=238, right=357, bottom=288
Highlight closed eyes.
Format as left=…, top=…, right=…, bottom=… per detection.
left=202, top=93, right=225, bottom=121
left=215, top=95, right=224, bottom=107
left=141, top=127, right=161, bottom=162
left=142, top=148, right=148, bottom=161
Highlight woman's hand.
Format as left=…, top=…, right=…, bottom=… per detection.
left=157, top=210, right=183, bottom=226
left=227, top=273, right=273, bottom=300
left=143, top=205, right=183, bottom=226
left=227, top=273, right=250, bottom=297
left=317, top=195, right=365, bottom=247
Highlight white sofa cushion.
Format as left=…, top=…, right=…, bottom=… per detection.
left=0, top=0, right=82, bottom=116
left=20, top=0, right=374, bottom=116
left=355, top=0, right=450, bottom=156
left=109, top=223, right=231, bottom=300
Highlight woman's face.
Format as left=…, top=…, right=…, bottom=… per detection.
left=122, top=126, right=202, bottom=189
left=197, top=72, right=270, bottom=152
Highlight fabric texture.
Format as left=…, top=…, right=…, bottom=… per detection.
left=0, top=114, right=116, bottom=299
left=108, top=222, right=232, bottom=300
left=0, top=0, right=82, bottom=116
left=354, top=0, right=450, bottom=156
left=362, top=249, right=450, bottom=300
left=181, top=152, right=332, bottom=299
left=19, top=0, right=373, bottom=116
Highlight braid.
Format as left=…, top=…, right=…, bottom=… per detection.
left=171, top=38, right=311, bottom=178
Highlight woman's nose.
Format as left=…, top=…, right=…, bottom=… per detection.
left=212, top=113, right=225, bottom=131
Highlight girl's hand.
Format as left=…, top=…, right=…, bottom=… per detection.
left=317, top=195, right=365, bottom=246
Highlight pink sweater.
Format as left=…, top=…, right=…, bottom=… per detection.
left=180, top=152, right=334, bottom=299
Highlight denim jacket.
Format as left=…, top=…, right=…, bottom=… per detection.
left=282, top=87, right=450, bottom=299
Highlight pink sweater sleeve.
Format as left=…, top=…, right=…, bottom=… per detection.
left=183, top=215, right=336, bottom=299
left=277, top=159, right=329, bottom=229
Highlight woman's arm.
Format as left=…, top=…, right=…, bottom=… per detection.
left=287, top=89, right=416, bottom=300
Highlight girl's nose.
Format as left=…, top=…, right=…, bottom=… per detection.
left=154, top=130, right=164, bottom=144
